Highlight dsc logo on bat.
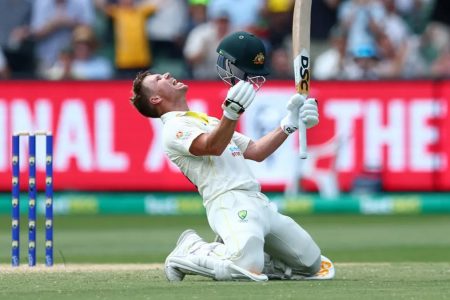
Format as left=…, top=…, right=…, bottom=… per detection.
left=294, top=49, right=310, bottom=94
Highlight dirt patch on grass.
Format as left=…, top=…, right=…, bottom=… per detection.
left=0, top=262, right=392, bottom=274
left=0, top=263, right=164, bottom=273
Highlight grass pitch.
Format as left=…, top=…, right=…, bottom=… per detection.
left=0, top=214, right=449, bottom=299
left=0, top=262, right=449, bottom=300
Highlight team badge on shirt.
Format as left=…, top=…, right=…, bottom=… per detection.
left=238, top=210, right=248, bottom=222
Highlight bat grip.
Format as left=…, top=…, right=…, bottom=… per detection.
left=297, top=93, right=308, bottom=159
left=298, top=120, right=307, bottom=159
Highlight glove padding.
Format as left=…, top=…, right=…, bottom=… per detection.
left=280, top=94, right=319, bottom=135
left=222, top=81, right=256, bottom=120
left=300, top=98, right=319, bottom=129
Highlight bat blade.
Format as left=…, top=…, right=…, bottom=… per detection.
left=292, top=0, right=311, bottom=159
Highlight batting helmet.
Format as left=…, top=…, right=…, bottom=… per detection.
left=216, top=31, right=269, bottom=90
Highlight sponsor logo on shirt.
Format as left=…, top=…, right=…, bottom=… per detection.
left=228, top=145, right=241, bottom=157
left=176, top=131, right=192, bottom=140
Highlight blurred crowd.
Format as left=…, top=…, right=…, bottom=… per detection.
left=0, top=0, right=449, bottom=81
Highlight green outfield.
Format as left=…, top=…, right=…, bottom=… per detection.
left=0, top=214, right=449, bottom=299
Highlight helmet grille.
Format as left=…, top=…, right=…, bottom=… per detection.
left=216, top=55, right=266, bottom=91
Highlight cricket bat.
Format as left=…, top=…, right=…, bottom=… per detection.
left=292, top=0, right=311, bottom=159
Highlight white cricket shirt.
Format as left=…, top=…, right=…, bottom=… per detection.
left=161, top=111, right=261, bottom=205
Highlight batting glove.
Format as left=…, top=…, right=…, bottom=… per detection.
left=222, top=81, right=256, bottom=120
left=300, top=98, right=319, bottom=129
left=280, top=95, right=319, bottom=135
left=280, top=94, right=304, bottom=135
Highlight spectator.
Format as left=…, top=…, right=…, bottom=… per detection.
left=70, top=26, right=113, bottom=80
left=366, top=0, right=412, bottom=79
left=183, top=9, right=231, bottom=79
left=394, top=0, right=419, bottom=15
left=0, top=0, right=34, bottom=78
left=311, top=0, right=342, bottom=41
left=380, top=0, right=410, bottom=49
left=44, top=48, right=72, bottom=80
left=30, top=0, right=95, bottom=77
left=419, top=22, right=450, bottom=69
left=313, top=25, right=347, bottom=80
left=207, top=0, right=265, bottom=31
left=425, top=0, right=450, bottom=79
left=96, top=0, right=159, bottom=78
left=375, top=31, right=407, bottom=78
left=337, top=0, right=386, bottom=57
left=342, top=43, right=379, bottom=79
left=430, top=43, right=450, bottom=78
left=269, top=46, right=293, bottom=79
left=398, top=0, right=434, bottom=35
left=262, top=0, right=295, bottom=49
left=44, top=25, right=114, bottom=80
left=373, top=20, right=430, bottom=80
left=187, top=0, right=209, bottom=32
left=145, top=0, right=188, bottom=60
left=0, top=47, right=10, bottom=79
left=426, top=22, right=450, bottom=78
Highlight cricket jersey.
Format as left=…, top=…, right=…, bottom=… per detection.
left=161, top=111, right=261, bottom=205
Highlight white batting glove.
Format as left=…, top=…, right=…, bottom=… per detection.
left=280, top=94, right=304, bottom=135
left=300, top=98, right=319, bottom=129
left=280, top=95, right=319, bottom=134
left=222, top=81, right=256, bottom=120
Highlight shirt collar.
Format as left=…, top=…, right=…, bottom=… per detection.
left=160, top=111, right=187, bottom=124
left=161, top=111, right=209, bottom=124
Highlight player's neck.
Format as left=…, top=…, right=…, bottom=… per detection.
left=172, top=99, right=190, bottom=112
left=162, top=101, right=189, bottom=115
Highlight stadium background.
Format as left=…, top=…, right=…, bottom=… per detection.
left=0, top=1, right=449, bottom=298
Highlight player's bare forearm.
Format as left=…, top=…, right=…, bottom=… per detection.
left=189, top=117, right=238, bottom=156
left=190, top=81, right=255, bottom=156
left=244, top=127, right=288, bottom=162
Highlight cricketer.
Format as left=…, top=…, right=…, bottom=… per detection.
left=130, top=31, right=335, bottom=281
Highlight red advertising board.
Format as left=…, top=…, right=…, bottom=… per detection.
left=0, top=80, right=448, bottom=192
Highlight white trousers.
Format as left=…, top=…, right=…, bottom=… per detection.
left=205, top=190, right=321, bottom=275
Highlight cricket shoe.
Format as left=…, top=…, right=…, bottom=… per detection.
left=164, top=229, right=203, bottom=282
left=304, top=255, right=335, bottom=280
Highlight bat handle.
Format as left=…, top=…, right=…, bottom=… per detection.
left=298, top=119, right=307, bottom=159
left=297, top=93, right=307, bottom=159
